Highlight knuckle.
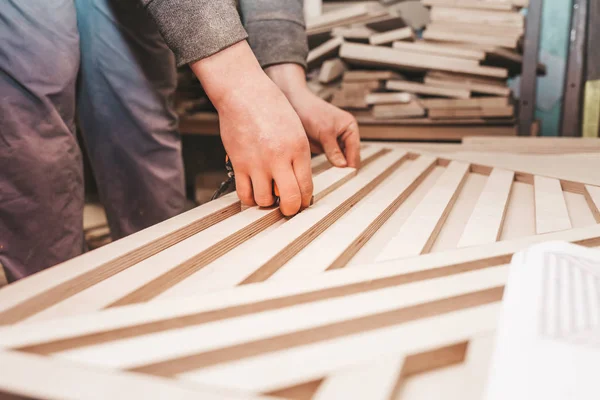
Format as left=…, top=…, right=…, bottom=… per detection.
left=255, top=194, right=274, bottom=207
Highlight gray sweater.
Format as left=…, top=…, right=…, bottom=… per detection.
left=141, top=0, right=308, bottom=69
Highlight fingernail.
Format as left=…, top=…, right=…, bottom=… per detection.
left=333, top=155, right=347, bottom=167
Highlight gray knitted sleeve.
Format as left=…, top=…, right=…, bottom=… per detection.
left=239, top=0, right=309, bottom=69
left=141, top=0, right=249, bottom=66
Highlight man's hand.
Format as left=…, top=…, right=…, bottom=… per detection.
left=190, top=42, right=313, bottom=216
left=266, top=64, right=361, bottom=169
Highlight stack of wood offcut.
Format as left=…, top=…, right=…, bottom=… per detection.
left=307, top=0, right=537, bottom=133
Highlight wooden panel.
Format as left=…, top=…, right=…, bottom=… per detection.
left=369, top=27, right=414, bottom=45
left=392, top=40, right=486, bottom=60
left=306, top=3, right=370, bottom=30
left=458, top=169, right=514, bottom=247
left=499, top=182, right=534, bottom=244
left=563, top=191, right=596, bottom=228
left=0, top=350, right=268, bottom=400
left=386, top=80, right=470, bottom=99
left=343, top=70, right=403, bottom=82
left=376, top=161, right=470, bottom=261
left=273, top=156, right=437, bottom=278
left=312, top=357, right=404, bottom=400
left=340, top=43, right=508, bottom=78
left=534, top=176, right=572, bottom=234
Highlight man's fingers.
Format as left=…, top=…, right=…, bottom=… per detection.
left=235, top=173, right=255, bottom=206
left=273, top=166, right=302, bottom=216
left=293, top=155, right=314, bottom=209
left=340, top=122, right=361, bottom=168
left=251, top=172, right=275, bottom=207
left=321, top=134, right=348, bottom=168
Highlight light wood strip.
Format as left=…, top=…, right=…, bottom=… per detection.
left=8, top=159, right=365, bottom=324
left=312, top=357, right=405, bottom=400
left=306, top=3, right=370, bottom=30
left=366, top=92, right=412, bottom=105
left=273, top=156, right=437, bottom=278
left=563, top=192, right=597, bottom=228
left=422, top=0, right=515, bottom=11
left=0, top=192, right=241, bottom=324
left=392, top=40, right=485, bottom=60
left=176, top=305, right=500, bottom=393
left=0, top=350, right=271, bottom=400
left=386, top=80, right=470, bottom=99
left=5, top=225, right=600, bottom=353
left=340, top=43, right=508, bottom=78
left=376, top=161, right=470, bottom=261
left=46, top=268, right=506, bottom=372
left=422, top=29, right=518, bottom=49
left=429, top=7, right=524, bottom=27
left=534, top=176, right=572, bottom=234
left=155, top=151, right=407, bottom=295
left=584, top=185, right=600, bottom=223
left=369, top=27, right=414, bottom=45
left=499, top=181, right=535, bottom=240
left=424, top=76, right=511, bottom=96
left=347, top=166, right=446, bottom=265
left=318, top=59, right=347, bottom=83
left=307, top=37, right=344, bottom=67
left=457, top=169, right=514, bottom=247
left=420, top=97, right=509, bottom=109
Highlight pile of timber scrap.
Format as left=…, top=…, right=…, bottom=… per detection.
left=306, top=0, right=541, bottom=129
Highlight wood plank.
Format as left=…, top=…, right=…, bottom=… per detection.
left=307, top=37, right=344, bottom=68
left=273, top=156, right=437, bottom=278
left=376, top=161, right=470, bottom=261
left=147, top=150, right=407, bottom=296
left=386, top=80, right=470, bottom=99
left=392, top=40, right=486, bottom=60
left=332, top=26, right=375, bottom=41
left=423, top=76, right=510, bottom=96
left=46, top=268, right=507, bottom=373
left=306, top=3, right=371, bottom=30
left=169, top=304, right=501, bottom=392
left=343, top=70, right=403, bottom=82
left=429, top=7, right=524, bottom=27
left=369, top=27, right=414, bottom=45
left=461, top=137, right=600, bottom=154
left=426, top=22, right=523, bottom=38
left=0, top=155, right=369, bottom=325
left=534, top=176, right=572, bottom=234
left=428, top=106, right=514, bottom=119
left=422, top=29, right=518, bottom=49
left=365, top=92, right=412, bottom=105
left=0, top=350, right=269, bottom=400
left=340, top=43, right=508, bottom=78
left=312, top=357, right=404, bottom=400
left=318, top=59, right=347, bottom=83
left=372, top=102, right=426, bottom=119
left=5, top=225, right=600, bottom=353
left=584, top=185, right=600, bottom=223
left=457, top=169, right=514, bottom=247
left=421, top=97, right=509, bottom=109
left=422, top=0, right=515, bottom=11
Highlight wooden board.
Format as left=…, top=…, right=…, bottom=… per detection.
left=392, top=40, right=486, bottom=60
left=386, top=80, right=471, bottom=99
left=366, top=92, right=412, bottom=105
left=422, top=0, right=515, bottom=11
left=429, top=7, right=524, bottom=28
left=372, top=102, right=426, bottom=119
left=428, top=106, right=514, bottom=119
left=2, top=145, right=600, bottom=398
left=343, top=70, right=403, bottom=82
left=422, top=29, right=519, bottom=49
left=424, top=76, right=511, bottom=97
left=369, top=27, right=414, bottom=45
left=318, top=58, right=347, bottom=83
left=307, top=37, right=344, bottom=68
left=340, top=43, right=508, bottom=78
left=420, top=97, right=509, bottom=109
